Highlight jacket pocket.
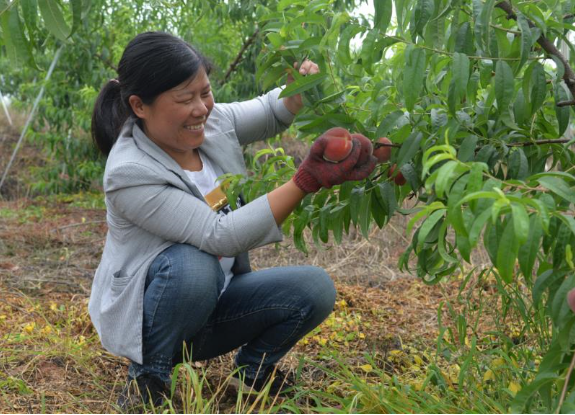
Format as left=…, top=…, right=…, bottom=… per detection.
left=111, top=270, right=132, bottom=291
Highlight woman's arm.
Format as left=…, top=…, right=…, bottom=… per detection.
left=267, top=179, right=307, bottom=224
left=216, top=60, right=321, bottom=146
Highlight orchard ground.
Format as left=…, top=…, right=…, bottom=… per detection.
left=0, top=118, right=535, bottom=413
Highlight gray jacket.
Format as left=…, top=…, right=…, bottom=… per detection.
left=88, top=88, right=294, bottom=364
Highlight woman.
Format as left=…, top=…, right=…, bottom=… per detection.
left=89, top=31, right=376, bottom=408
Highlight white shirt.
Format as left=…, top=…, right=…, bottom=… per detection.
left=184, top=150, right=236, bottom=293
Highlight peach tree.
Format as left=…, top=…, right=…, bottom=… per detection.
left=220, top=0, right=575, bottom=411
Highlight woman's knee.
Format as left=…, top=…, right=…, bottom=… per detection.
left=148, top=243, right=225, bottom=304
left=294, top=266, right=336, bottom=320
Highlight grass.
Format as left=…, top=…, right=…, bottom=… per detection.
left=0, top=271, right=544, bottom=413
left=0, top=191, right=552, bottom=413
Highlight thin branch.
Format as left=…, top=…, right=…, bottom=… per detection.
left=495, top=1, right=575, bottom=102
left=374, top=139, right=570, bottom=150
left=221, top=28, right=260, bottom=84
left=507, top=139, right=572, bottom=147
left=557, top=100, right=575, bottom=107
left=374, top=142, right=402, bottom=149
left=386, top=35, right=543, bottom=61
left=556, top=350, right=575, bottom=414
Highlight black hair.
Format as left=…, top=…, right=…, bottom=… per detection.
left=91, top=31, right=212, bottom=156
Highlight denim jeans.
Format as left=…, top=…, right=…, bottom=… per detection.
left=128, top=243, right=336, bottom=383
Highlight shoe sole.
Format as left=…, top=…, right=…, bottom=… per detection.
left=229, top=377, right=262, bottom=395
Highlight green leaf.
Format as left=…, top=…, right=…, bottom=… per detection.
left=551, top=274, right=575, bottom=327
left=359, top=192, right=372, bottom=239
left=469, top=208, right=492, bottom=248
left=494, top=60, right=514, bottom=116
left=376, top=110, right=405, bottom=138
left=455, top=22, right=474, bottom=55
left=349, top=187, right=364, bottom=225
left=532, top=270, right=563, bottom=306
left=511, top=203, right=529, bottom=245
left=417, top=210, right=446, bottom=250
left=360, top=28, right=380, bottom=74
left=337, top=24, right=364, bottom=65
left=396, top=131, right=423, bottom=169
left=554, top=82, right=571, bottom=136
left=20, top=0, right=37, bottom=35
left=261, top=64, right=287, bottom=90
left=530, top=62, right=547, bottom=116
left=477, top=0, right=497, bottom=55
left=39, top=0, right=71, bottom=41
left=514, top=88, right=527, bottom=125
left=518, top=215, right=542, bottom=283
left=70, top=0, right=83, bottom=34
left=435, top=161, right=458, bottom=198
left=511, top=373, right=560, bottom=413
left=371, top=190, right=388, bottom=228
left=553, top=225, right=571, bottom=269
left=378, top=182, right=397, bottom=217
left=319, top=205, right=331, bottom=243
left=517, top=12, right=532, bottom=72
left=411, top=0, right=435, bottom=38
left=507, top=148, right=529, bottom=180
left=278, top=73, right=327, bottom=98
left=403, top=46, right=426, bottom=111
left=374, top=0, right=392, bottom=33
left=537, top=176, right=575, bottom=205
left=452, top=52, right=470, bottom=100
left=1, top=4, right=35, bottom=67
left=438, top=220, right=458, bottom=263
left=496, top=219, right=519, bottom=283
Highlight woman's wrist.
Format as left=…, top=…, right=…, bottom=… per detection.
left=283, top=96, right=303, bottom=115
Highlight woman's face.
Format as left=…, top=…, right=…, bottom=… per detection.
left=135, top=69, right=214, bottom=155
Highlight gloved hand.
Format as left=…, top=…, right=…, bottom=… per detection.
left=293, top=134, right=377, bottom=194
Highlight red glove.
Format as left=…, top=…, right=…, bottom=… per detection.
left=293, top=135, right=377, bottom=193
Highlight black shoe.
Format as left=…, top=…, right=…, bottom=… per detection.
left=117, top=374, right=169, bottom=412
left=231, top=365, right=296, bottom=396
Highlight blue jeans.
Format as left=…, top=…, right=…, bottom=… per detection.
left=129, top=244, right=336, bottom=383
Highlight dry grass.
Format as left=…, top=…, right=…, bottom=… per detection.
left=0, top=191, right=526, bottom=413
left=0, top=115, right=530, bottom=413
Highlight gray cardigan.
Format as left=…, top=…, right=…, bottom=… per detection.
left=88, top=88, right=295, bottom=364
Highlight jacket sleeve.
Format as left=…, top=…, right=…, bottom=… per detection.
left=217, top=88, right=296, bottom=146
left=105, top=162, right=283, bottom=257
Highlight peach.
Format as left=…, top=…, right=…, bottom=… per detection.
left=323, top=127, right=353, bottom=163
left=388, top=164, right=407, bottom=186
left=373, top=137, right=392, bottom=163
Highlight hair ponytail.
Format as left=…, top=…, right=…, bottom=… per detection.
left=91, top=80, right=128, bottom=156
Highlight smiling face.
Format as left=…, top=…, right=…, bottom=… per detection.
left=129, top=68, right=214, bottom=162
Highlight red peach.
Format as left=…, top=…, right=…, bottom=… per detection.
left=388, top=164, right=407, bottom=186
left=323, top=127, right=353, bottom=163
left=373, top=137, right=392, bottom=163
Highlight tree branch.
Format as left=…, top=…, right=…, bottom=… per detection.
left=495, top=1, right=575, bottom=104
left=220, top=28, right=260, bottom=85
left=507, top=139, right=572, bottom=147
